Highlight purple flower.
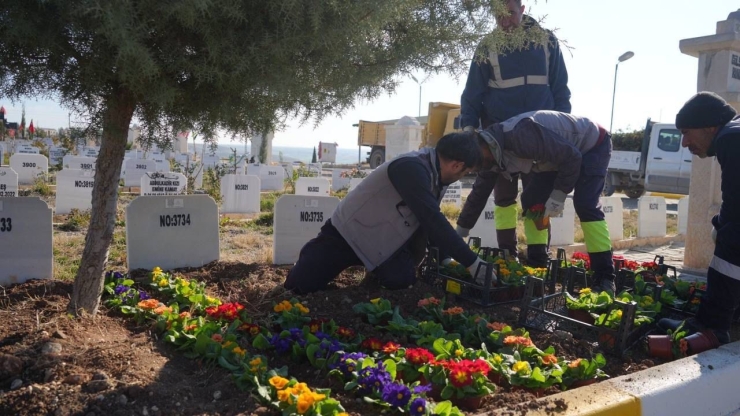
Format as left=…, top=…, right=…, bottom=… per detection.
left=330, top=352, right=368, bottom=378
left=357, top=364, right=391, bottom=395
left=288, top=328, right=306, bottom=347
left=269, top=334, right=292, bottom=354
left=114, top=285, right=130, bottom=295
left=409, top=397, right=427, bottom=416
left=113, top=272, right=124, bottom=280
left=381, top=382, right=411, bottom=407
left=413, top=384, right=432, bottom=395
left=138, top=290, right=150, bottom=300
left=105, top=271, right=113, bottom=279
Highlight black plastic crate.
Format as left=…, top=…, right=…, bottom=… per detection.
left=517, top=272, right=660, bottom=356
left=545, top=248, right=589, bottom=295
left=615, top=255, right=678, bottom=291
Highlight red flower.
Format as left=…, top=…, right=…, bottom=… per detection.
left=405, top=348, right=435, bottom=365
left=360, top=337, right=384, bottom=351
left=382, top=342, right=401, bottom=354
left=336, top=326, right=355, bottom=339
left=239, top=323, right=261, bottom=336
left=308, top=318, right=329, bottom=333
left=205, top=302, right=245, bottom=322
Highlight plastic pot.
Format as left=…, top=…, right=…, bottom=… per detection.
left=567, top=309, right=595, bottom=325
left=487, top=372, right=504, bottom=385
left=685, top=330, right=720, bottom=355
left=451, top=395, right=486, bottom=410
left=533, top=216, right=550, bottom=231
left=647, top=334, right=674, bottom=359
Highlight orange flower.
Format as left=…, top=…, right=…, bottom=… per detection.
left=382, top=342, right=400, bottom=354
left=679, top=338, right=688, bottom=356
left=137, top=299, right=160, bottom=310
left=417, top=297, right=441, bottom=307
left=541, top=354, right=558, bottom=365
left=153, top=305, right=172, bottom=315
left=487, top=322, right=507, bottom=331
left=568, top=359, right=583, bottom=368
left=179, top=311, right=191, bottom=319
left=503, top=335, right=534, bottom=348
left=269, top=376, right=290, bottom=390
left=184, top=324, right=198, bottom=332
left=443, top=306, right=464, bottom=315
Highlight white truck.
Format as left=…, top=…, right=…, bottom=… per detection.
left=605, top=119, right=691, bottom=198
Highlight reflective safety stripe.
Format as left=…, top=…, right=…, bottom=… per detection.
left=524, top=219, right=549, bottom=244
left=581, top=220, right=612, bottom=253
left=487, top=46, right=550, bottom=89
left=710, top=256, right=740, bottom=280
left=494, top=204, right=517, bottom=230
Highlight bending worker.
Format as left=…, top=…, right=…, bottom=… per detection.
left=458, top=110, right=616, bottom=294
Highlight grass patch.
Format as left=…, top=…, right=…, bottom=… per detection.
left=441, top=203, right=461, bottom=221
left=260, top=192, right=283, bottom=213
left=57, top=209, right=92, bottom=232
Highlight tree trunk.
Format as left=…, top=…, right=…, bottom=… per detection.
left=68, top=89, right=136, bottom=316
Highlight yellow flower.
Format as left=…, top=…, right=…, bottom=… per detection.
left=579, top=287, right=592, bottom=295
left=269, top=376, right=290, bottom=390
left=295, top=303, right=310, bottom=314
left=454, top=349, right=463, bottom=357
left=616, top=310, right=623, bottom=318
left=448, top=260, right=459, bottom=266
left=338, top=413, right=349, bottom=416
left=641, top=296, right=654, bottom=306
left=492, top=354, right=503, bottom=364
left=249, top=357, right=262, bottom=367
left=232, top=347, right=246, bottom=357
left=153, top=267, right=162, bottom=274
left=291, top=382, right=310, bottom=395
left=279, top=300, right=293, bottom=312
left=370, top=298, right=381, bottom=305
left=296, top=393, right=315, bottom=414
left=274, top=304, right=285, bottom=313
left=158, top=278, right=169, bottom=287
left=512, top=361, right=531, bottom=374
left=516, top=271, right=523, bottom=276
left=277, top=389, right=293, bottom=403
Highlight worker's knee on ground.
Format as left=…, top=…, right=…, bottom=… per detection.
left=494, top=204, right=518, bottom=230
left=283, top=270, right=314, bottom=294
left=581, top=220, right=612, bottom=253
left=523, top=219, right=549, bottom=245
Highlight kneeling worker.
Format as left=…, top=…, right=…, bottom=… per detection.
left=284, top=132, right=491, bottom=294
left=463, top=110, right=616, bottom=294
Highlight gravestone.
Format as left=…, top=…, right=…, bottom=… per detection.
left=441, top=181, right=463, bottom=208
left=55, top=169, right=95, bottom=215
left=65, top=156, right=97, bottom=171
left=348, top=177, right=364, bottom=192
left=140, top=172, right=187, bottom=196
left=48, top=146, right=65, bottom=166
left=295, top=177, right=330, bottom=197
left=82, top=147, right=99, bottom=158
left=156, top=161, right=171, bottom=172
left=0, top=167, right=18, bottom=197
left=246, top=163, right=262, bottom=176
left=124, top=159, right=157, bottom=187
left=202, top=154, right=220, bottom=169
left=331, top=169, right=350, bottom=191
left=221, top=174, right=260, bottom=214
left=637, top=196, right=667, bottom=238
left=16, top=145, right=39, bottom=154
left=0, top=145, right=4, bottom=166
left=678, top=196, right=690, bottom=235
left=10, top=154, right=48, bottom=185
left=273, top=195, right=340, bottom=265
left=469, top=197, right=498, bottom=248
left=281, top=163, right=294, bottom=178
left=126, top=195, right=220, bottom=270
left=307, top=163, right=322, bottom=176
left=549, top=198, right=576, bottom=246
left=318, top=142, right=337, bottom=163
left=0, top=197, right=53, bottom=285
left=260, top=165, right=285, bottom=191
left=600, top=196, right=624, bottom=241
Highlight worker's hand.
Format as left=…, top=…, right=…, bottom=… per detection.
left=467, top=257, right=495, bottom=285
left=711, top=227, right=717, bottom=244
left=456, top=225, right=470, bottom=238
left=544, top=190, right=567, bottom=217
left=463, top=126, right=476, bottom=133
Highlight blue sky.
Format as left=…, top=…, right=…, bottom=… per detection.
left=1, top=0, right=737, bottom=148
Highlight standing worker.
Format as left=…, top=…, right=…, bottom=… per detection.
left=658, top=92, right=740, bottom=345
left=459, top=0, right=571, bottom=266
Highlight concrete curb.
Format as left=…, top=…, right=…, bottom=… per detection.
left=487, top=340, right=740, bottom=415
left=552, top=234, right=685, bottom=258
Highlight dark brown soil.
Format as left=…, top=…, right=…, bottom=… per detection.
left=0, top=262, right=720, bottom=416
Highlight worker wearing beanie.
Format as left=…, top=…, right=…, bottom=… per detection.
left=659, top=92, right=740, bottom=345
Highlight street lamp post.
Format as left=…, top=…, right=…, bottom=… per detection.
left=410, top=74, right=431, bottom=118
left=610, top=51, right=635, bottom=133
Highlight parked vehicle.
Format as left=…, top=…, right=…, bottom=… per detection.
left=605, top=119, right=690, bottom=198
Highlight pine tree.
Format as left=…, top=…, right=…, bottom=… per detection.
left=311, top=146, right=317, bottom=163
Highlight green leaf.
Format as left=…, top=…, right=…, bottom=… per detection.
left=441, top=385, right=454, bottom=400
left=217, top=356, right=240, bottom=371
left=252, top=333, right=271, bottom=350
left=306, top=344, right=320, bottom=367
left=434, top=400, right=453, bottom=416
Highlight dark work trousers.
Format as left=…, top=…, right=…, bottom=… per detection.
left=283, top=219, right=418, bottom=294
left=520, top=137, right=614, bottom=277
left=697, top=266, right=740, bottom=331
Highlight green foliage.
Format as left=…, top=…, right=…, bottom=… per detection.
left=58, top=209, right=92, bottom=232
left=32, top=174, right=53, bottom=196
left=611, top=129, right=644, bottom=152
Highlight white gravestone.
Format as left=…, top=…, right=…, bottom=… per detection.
left=48, top=146, right=65, bottom=165
left=469, top=197, right=498, bottom=248
left=441, top=181, right=463, bottom=208
left=273, top=195, right=340, bottom=265
left=600, top=196, right=624, bottom=241
left=140, top=172, right=187, bottom=196
left=126, top=195, right=219, bottom=270
left=331, top=169, right=350, bottom=191
left=637, top=196, right=667, bottom=238
left=348, top=177, right=364, bottom=192
left=156, top=161, right=171, bottom=173
left=201, top=154, right=220, bottom=169
left=282, top=163, right=294, bottom=178
left=678, top=196, right=690, bottom=235
left=16, top=145, right=39, bottom=154
left=550, top=198, right=576, bottom=246
left=246, top=163, right=262, bottom=176
left=0, top=197, right=53, bottom=285
left=10, top=154, right=48, bottom=185
left=83, top=147, right=99, bottom=158
left=124, top=159, right=157, bottom=187
left=221, top=174, right=260, bottom=214
left=55, top=169, right=95, bottom=215
left=307, top=163, right=322, bottom=176
left=66, top=156, right=97, bottom=171
left=0, top=145, right=4, bottom=166
left=260, top=165, right=285, bottom=191
left=0, top=167, right=19, bottom=197
left=295, top=177, right=330, bottom=197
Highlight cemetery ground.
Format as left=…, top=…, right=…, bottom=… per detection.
left=0, top=191, right=703, bottom=416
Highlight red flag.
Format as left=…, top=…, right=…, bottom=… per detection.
left=29, top=120, right=35, bottom=134
left=0, top=106, right=5, bottom=115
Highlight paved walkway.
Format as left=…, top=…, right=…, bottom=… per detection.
left=614, top=241, right=707, bottom=282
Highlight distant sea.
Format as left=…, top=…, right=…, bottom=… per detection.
left=187, top=144, right=370, bottom=165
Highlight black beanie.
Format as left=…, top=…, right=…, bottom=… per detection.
left=675, top=91, right=737, bottom=129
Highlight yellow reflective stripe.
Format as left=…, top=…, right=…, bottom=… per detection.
left=524, top=219, right=549, bottom=244
left=494, top=204, right=517, bottom=230
left=581, top=220, right=612, bottom=253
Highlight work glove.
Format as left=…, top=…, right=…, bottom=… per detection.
left=441, top=258, right=455, bottom=266
left=544, top=190, right=567, bottom=218
left=463, top=126, right=476, bottom=133
left=711, top=227, right=717, bottom=244
left=467, top=257, right=495, bottom=286
left=456, top=225, right=470, bottom=238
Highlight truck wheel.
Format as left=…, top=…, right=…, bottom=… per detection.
left=369, top=148, right=385, bottom=169
left=602, top=175, right=616, bottom=196
left=625, top=188, right=646, bottom=199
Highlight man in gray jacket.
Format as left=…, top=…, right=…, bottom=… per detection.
left=459, top=110, right=617, bottom=294
left=284, top=132, right=491, bottom=294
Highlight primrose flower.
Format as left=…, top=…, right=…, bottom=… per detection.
left=541, top=354, right=558, bottom=366
left=370, top=298, right=381, bottom=305
left=158, top=278, right=169, bottom=287
left=277, top=389, right=292, bottom=403
left=405, top=348, right=435, bottom=365
left=409, top=397, right=427, bottom=416
left=114, top=285, right=130, bottom=295
left=503, top=335, right=535, bottom=348
left=269, top=376, right=290, bottom=390
left=211, top=334, right=223, bottom=343
left=382, top=341, right=401, bottom=354
left=137, top=299, right=160, bottom=310
left=579, top=287, right=592, bottom=295
left=360, top=337, right=383, bottom=351
left=512, top=361, right=531, bottom=374
left=381, top=382, right=411, bottom=407
left=487, top=321, right=508, bottom=331
left=443, top=306, right=464, bottom=315
left=138, top=290, right=150, bottom=300
left=568, top=359, right=583, bottom=368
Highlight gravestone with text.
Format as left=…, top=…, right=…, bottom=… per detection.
left=441, top=181, right=463, bottom=207
left=273, top=195, right=340, bottom=264
left=259, top=165, right=285, bottom=191
left=221, top=174, right=261, bottom=214
left=48, top=146, right=65, bottom=166
left=65, top=156, right=97, bottom=171
left=600, top=197, right=624, bottom=241
left=0, top=197, right=53, bottom=285
left=83, top=147, right=99, bottom=158
left=10, top=154, right=48, bottom=185
left=550, top=198, right=576, bottom=246
left=469, top=197, right=498, bottom=248
left=124, top=159, right=157, bottom=187
left=16, top=145, right=39, bottom=155
left=126, top=195, right=219, bottom=270
left=0, top=167, right=19, bottom=197
left=295, top=177, right=331, bottom=197
left=331, top=169, right=350, bottom=191
left=638, top=196, right=667, bottom=238
left=140, top=172, right=187, bottom=196
left=55, top=169, right=95, bottom=215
